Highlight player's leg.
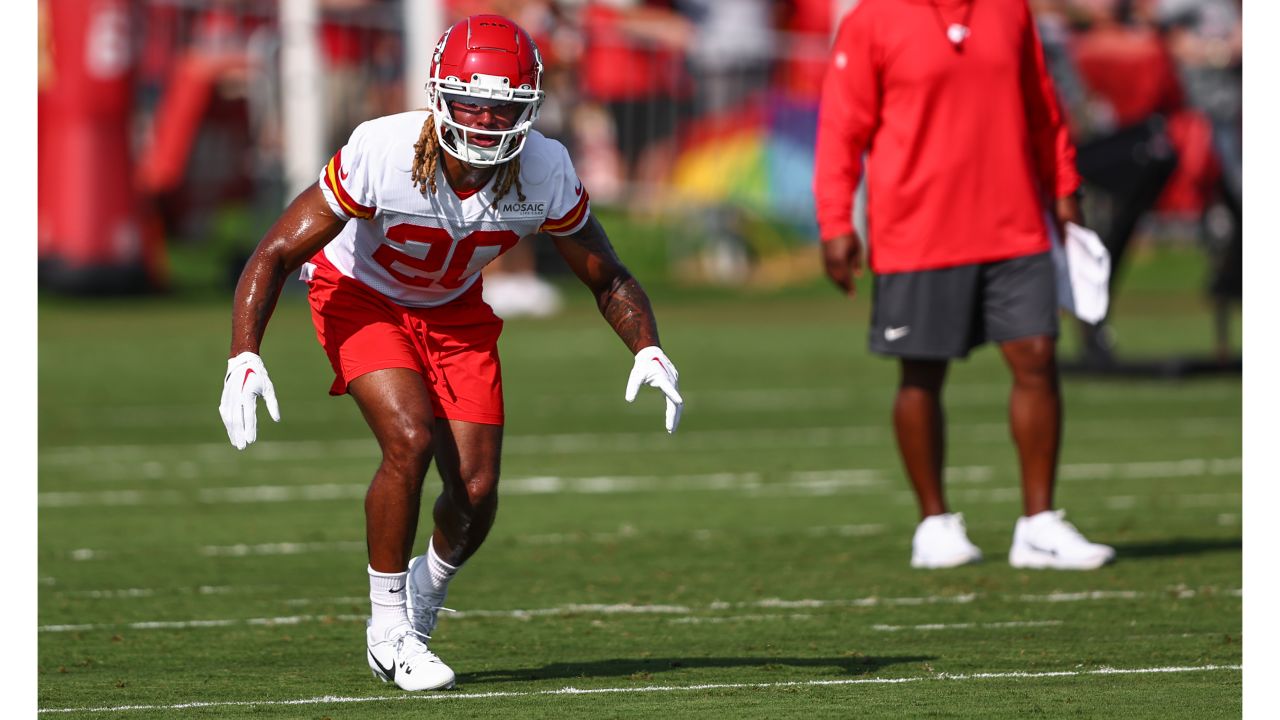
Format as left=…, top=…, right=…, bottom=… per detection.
left=402, top=290, right=506, bottom=638
left=869, top=265, right=983, bottom=568
left=348, top=368, right=438, bottom=573
left=430, top=418, right=503, bottom=565
left=984, top=252, right=1113, bottom=569
left=348, top=368, right=457, bottom=690
left=304, top=255, right=455, bottom=689
left=407, top=419, right=503, bottom=638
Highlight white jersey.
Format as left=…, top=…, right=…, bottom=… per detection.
left=307, top=111, right=591, bottom=308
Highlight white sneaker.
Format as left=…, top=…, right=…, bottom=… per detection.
left=406, top=554, right=449, bottom=637
left=1008, top=509, right=1116, bottom=570
left=366, top=621, right=456, bottom=691
left=911, top=512, right=983, bottom=568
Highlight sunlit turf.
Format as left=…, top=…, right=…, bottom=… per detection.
left=38, top=254, right=1241, bottom=718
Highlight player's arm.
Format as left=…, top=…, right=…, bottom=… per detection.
left=220, top=185, right=345, bottom=450
left=552, top=213, right=659, bottom=353
left=552, top=214, right=683, bottom=433
left=231, top=185, right=345, bottom=355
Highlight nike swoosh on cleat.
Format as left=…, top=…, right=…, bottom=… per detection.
left=370, top=650, right=396, bottom=680
left=1026, top=543, right=1059, bottom=557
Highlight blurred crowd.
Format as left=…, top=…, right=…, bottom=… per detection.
left=95, top=0, right=1241, bottom=321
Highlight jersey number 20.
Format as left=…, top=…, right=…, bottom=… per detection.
left=372, top=224, right=520, bottom=289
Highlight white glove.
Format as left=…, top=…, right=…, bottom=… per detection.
left=219, top=351, right=281, bottom=450
left=625, top=346, right=683, bottom=434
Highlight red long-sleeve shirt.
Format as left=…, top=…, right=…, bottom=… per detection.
left=813, top=0, right=1080, bottom=274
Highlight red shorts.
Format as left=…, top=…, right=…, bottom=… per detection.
left=305, top=253, right=505, bottom=425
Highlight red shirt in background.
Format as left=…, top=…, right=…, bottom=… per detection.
left=580, top=2, right=687, bottom=102
left=813, top=0, right=1080, bottom=274
left=1071, top=24, right=1182, bottom=127
left=777, top=0, right=835, bottom=102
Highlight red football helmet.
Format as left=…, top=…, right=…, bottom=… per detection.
left=426, top=14, right=545, bottom=166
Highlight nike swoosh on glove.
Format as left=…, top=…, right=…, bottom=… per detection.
left=219, top=351, right=281, bottom=450
left=625, top=346, right=683, bottom=434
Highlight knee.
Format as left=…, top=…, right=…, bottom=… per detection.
left=1008, top=338, right=1058, bottom=385
left=380, top=421, right=435, bottom=477
left=463, top=470, right=500, bottom=510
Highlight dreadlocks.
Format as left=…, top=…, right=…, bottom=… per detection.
left=411, top=115, right=525, bottom=208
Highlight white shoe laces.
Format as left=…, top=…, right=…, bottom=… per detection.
left=397, top=627, right=443, bottom=663
left=411, top=605, right=457, bottom=634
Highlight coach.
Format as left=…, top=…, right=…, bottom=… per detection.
left=813, top=0, right=1114, bottom=570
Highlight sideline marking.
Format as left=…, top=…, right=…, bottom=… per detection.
left=37, top=664, right=1242, bottom=714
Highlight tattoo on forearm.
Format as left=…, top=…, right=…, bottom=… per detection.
left=559, top=215, right=662, bottom=353
left=601, top=276, right=659, bottom=353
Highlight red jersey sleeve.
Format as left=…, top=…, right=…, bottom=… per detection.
left=812, top=6, right=880, bottom=241
left=1019, top=2, right=1081, bottom=200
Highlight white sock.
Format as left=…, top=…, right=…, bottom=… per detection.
left=423, top=539, right=460, bottom=600
left=368, top=566, right=410, bottom=633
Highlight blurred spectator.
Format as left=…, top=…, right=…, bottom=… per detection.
left=1060, top=0, right=1184, bottom=365
left=774, top=0, right=836, bottom=105
left=1156, top=0, right=1241, bottom=360
left=580, top=0, right=693, bottom=211
left=674, top=0, right=774, bottom=119
left=320, top=0, right=382, bottom=152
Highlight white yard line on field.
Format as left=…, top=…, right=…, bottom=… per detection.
left=38, top=456, right=1241, bottom=509
left=38, top=587, right=1239, bottom=633
left=669, top=614, right=815, bottom=624
left=199, top=541, right=366, bottom=557
left=38, top=416, right=1238, bottom=469
left=35, top=664, right=1242, bottom=714
left=67, top=382, right=1233, bottom=432
left=872, top=620, right=1063, bottom=631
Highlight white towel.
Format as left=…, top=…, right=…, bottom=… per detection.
left=1051, top=221, right=1110, bottom=324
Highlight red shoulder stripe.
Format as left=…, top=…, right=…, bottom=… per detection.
left=324, top=149, right=375, bottom=219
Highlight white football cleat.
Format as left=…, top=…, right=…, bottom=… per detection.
left=406, top=554, right=450, bottom=638
left=1008, top=509, right=1116, bottom=570
left=366, top=621, right=455, bottom=691
left=911, top=512, right=983, bottom=568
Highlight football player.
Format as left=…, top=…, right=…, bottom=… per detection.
left=218, top=14, right=683, bottom=691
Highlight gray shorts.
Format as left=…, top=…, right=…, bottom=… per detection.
left=868, top=251, right=1058, bottom=359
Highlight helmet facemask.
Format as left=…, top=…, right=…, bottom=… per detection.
left=428, top=76, right=543, bottom=166
left=425, top=19, right=545, bottom=168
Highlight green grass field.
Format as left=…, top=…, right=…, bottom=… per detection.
left=38, top=246, right=1241, bottom=718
